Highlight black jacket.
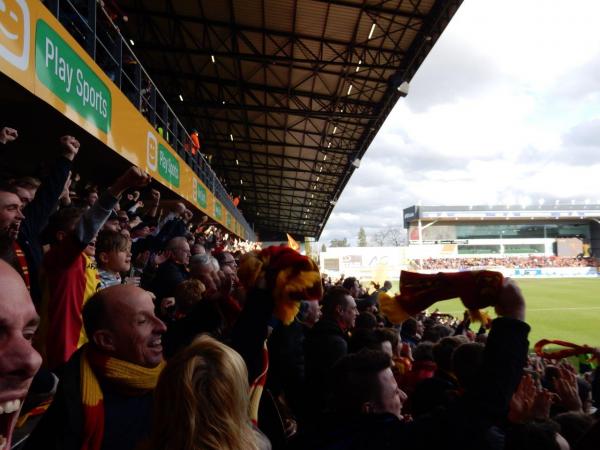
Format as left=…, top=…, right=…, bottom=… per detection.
left=267, top=319, right=309, bottom=418
left=294, top=317, right=530, bottom=450
left=24, top=350, right=154, bottom=450
left=304, top=318, right=349, bottom=415
left=18, top=156, right=71, bottom=302
left=305, top=319, right=348, bottom=380
left=151, top=260, right=188, bottom=301
left=289, top=412, right=409, bottom=450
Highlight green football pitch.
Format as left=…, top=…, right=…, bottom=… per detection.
left=390, top=278, right=600, bottom=346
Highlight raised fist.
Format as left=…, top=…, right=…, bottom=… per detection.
left=60, top=135, right=81, bottom=160
left=0, top=127, right=18, bottom=144
left=110, top=166, right=151, bottom=198
left=119, top=166, right=151, bottom=188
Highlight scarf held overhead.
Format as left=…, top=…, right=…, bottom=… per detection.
left=379, top=270, right=504, bottom=324
left=237, top=245, right=323, bottom=325
left=80, top=346, right=164, bottom=450
left=534, top=339, right=596, bottom=361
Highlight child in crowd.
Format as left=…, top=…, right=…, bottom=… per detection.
left=96, top=229, right=133, bottom=289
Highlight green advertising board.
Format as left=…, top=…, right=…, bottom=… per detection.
left=197, top=183, right=207, bottom=208
left=158, top=143, right=180, bottom=187
left=35, top=20, right=111, bottom=132
left=215, top=200, right=223, bottom=220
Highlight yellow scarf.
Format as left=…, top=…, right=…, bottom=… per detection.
left=80, top=346, right=164, bottom=450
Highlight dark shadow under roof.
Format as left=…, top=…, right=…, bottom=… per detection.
left=121, top=0, right=463, bottom=240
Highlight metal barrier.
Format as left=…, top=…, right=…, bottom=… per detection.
left=42, top=0, right=254, bottom=239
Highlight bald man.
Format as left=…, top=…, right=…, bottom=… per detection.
left=26, top=285, right=166, bottom=450
left=0, top=260, right=42, bottom=450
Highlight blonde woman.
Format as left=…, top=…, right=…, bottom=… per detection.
left=140, top=335, right=270, bottom=450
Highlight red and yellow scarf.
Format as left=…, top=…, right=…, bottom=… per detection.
left=80, top=346, right=164, bottom=450
left=534, top=339, right=596, bottom=361
left=238, top=246, right=323, bottom=325
left=249, top=342, right=269, bottom=425
left=12, top=241, right=30, bottom=290
left=379, top=270, right=504, bottom=324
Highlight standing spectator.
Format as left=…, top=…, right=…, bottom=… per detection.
left=95, top=229, right=133, bottom=289
left=10, top=176, right=41, bottom=207
left=304, top=287, right=358, bottom=416
left=140, top=335, right=270, bottom=450
left=81, top=187, right=99, bottom=208
left=0, top=260, right=42, bottom=450
left=38, top=166, right=150, bottom=369
left=25, top=285, right=167, bottom=450
left=342, top=277, right=360, bottom=299
left=267, top=300, right=321, bottom=422
left=151, top=236, right=191, bottom=306
left=1, top=135, right=79, bottom=304
left=400, top=317, right=421, bottom=351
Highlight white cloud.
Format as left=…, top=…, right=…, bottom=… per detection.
left=320, top=0, right=600, bottom=244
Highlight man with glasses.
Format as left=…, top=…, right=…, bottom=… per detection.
left=214, top=250, right=239, bottom=297
left=215, top=250, right=237, bottom=270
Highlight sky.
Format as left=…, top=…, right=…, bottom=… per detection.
left=319, top=0, right=600, bottom=246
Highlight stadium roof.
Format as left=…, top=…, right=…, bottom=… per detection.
left=403, top=204, right=600, bottom=227
left=121, top=0, right=463, bottom=240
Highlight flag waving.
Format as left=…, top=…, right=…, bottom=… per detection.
left=286, top=233, right=300, bottom=251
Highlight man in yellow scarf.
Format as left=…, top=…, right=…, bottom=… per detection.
left=25, top=285, right=167, bottom=450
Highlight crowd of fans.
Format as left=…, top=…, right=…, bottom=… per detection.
left=410, top=256, right=599, bottom=270
left=1, top=126, right=599, bottom=450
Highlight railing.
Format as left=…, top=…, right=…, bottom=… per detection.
left=42, top=0, right=254, bottom=239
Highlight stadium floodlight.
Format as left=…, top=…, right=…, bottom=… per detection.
left=397, top=81, right=410, bottom=97
left=352, top=158, right=361, bottom=168
left=368, top=23, right=376, bottom=39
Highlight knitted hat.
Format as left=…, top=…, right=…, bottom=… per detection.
left=238, top=245, right=323, bottom=324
